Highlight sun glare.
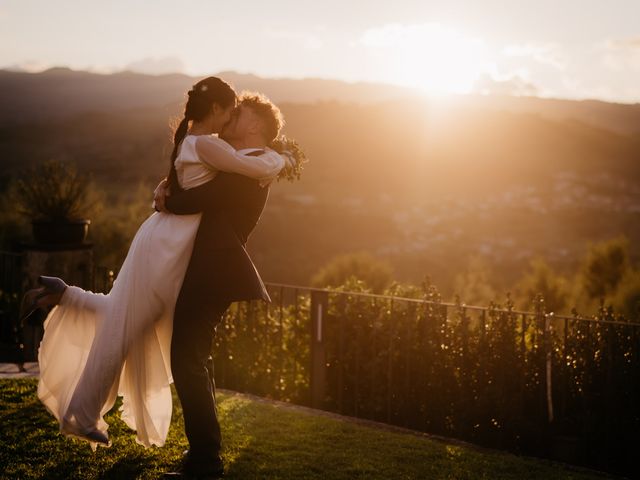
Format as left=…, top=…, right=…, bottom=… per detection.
left=362, top=23, right=488, bottom=96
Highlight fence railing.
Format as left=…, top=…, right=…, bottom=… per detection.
left=0, top=252, right=24, bottom=362
left=216, top=282, right=639, bottom=477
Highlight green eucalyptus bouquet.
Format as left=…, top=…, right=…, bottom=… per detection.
left=270, top=135, right=308, bottom=182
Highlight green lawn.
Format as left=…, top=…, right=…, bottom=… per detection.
left=0, top=379, right=614, bottom=480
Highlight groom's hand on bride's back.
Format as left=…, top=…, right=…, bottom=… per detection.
left=153, top=178, right=170, bottom=213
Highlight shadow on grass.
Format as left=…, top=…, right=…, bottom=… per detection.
left=217, top=393, right=454, bottom=479
left=97, top=452, right=147, bottom=480
left=38, top=457, right=88, bottom=480
left=1, top=380, right=615, bottom=480
left=216, top=393, right=613, bottom=480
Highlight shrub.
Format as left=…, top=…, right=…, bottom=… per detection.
left=12, top=160, right=98, bottom=222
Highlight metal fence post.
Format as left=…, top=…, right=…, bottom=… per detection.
left=545, top=313, right=554, bottom=424
left=310, top=290, right=329, bottom=409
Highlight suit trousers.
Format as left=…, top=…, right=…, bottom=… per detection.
left=171, top=252, right=231, bottom=470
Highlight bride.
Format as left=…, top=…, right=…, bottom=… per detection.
left=23, top=77, right=285, bottom=449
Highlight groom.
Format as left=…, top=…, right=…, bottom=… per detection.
left=156, top=93, right=284, bottom=479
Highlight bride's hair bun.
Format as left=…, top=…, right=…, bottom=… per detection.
left=186, top=82, right=212, bottom=101
left=166, top=77, right=237, bottom=191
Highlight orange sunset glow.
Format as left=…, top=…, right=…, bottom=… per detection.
left=0, top=2, right=639, bottom=479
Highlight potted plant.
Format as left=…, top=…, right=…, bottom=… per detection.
left=14, top=160, right=96, bottom=245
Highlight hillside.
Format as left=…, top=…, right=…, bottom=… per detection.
left=1, top=70, right=639, bottom=300
left=0, top=68, right=415, bottom=125
left=1, top=68, right=640, bottom=135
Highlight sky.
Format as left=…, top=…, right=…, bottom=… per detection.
left=1, top=0, right=639, bottom=103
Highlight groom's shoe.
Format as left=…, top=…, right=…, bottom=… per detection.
left=163, top=456, right=224, bottom=479
left=162, top=469, right=224, bottom=479
left=162, top=474, right=223, bottom=480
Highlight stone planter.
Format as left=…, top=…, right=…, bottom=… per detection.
left=31, top=219, right=90, bottom=246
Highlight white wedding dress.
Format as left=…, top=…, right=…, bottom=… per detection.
left=37, top=135, right=283, bottom=449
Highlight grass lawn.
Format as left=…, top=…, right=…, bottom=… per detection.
left=0, top=378, right=615, bottom=480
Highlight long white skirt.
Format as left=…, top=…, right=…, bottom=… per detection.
left=37, top=211, right=201, bottom=449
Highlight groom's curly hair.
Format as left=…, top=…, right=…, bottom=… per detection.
left=239, top=91, right=284, bottom=146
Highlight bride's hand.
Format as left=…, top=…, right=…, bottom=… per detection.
left=153, top=178, right=170, bottom=212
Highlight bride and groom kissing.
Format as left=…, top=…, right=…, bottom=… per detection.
left=23, top=76, right=304, bottom=479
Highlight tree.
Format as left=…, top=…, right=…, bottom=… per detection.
left=515, top=257, right=569, bottom=314
left=311, top=251, right=393, bottom=293
left=452, top=255, right=498, bottom=305
left=580, top=236, right=630, bottom=300
left=611, top=270, right=640, bottom=322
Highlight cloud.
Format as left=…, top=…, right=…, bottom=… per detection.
left=602, top=36, right=640, bottom=71
left=266, top=29, right=324, bottom=50
left=472, top=73, right=539, bottom=97
left=124, top=56, right=185, bottom=75
left=2, top=60, right=52, bottom=73
left=562, top=79, right=620, bottom=102
left=606, top=36, right=640, bottom=49
left=360, top=23, right=418, bottom=48
left=502, top=43, right=566, bottom=70
left=359, top=22, right=483, bottom=51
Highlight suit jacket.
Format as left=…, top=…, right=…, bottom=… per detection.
left=166, top=170, right=271, bottom=303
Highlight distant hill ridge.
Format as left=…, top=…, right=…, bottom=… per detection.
left=1, top=68, right=639, bottom=135
left=0, top=68, right=414, bottom=125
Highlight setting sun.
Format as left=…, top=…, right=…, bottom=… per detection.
left=361, top=23, right=489, bottom=95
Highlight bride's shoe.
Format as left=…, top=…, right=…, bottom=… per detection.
left=69, top=428, right=110, bottom=446
left=61, top=417, right=110, bottom=446
left=82, top=429, right=110, bottom=446
left=19, top=276, right=68, bottom=323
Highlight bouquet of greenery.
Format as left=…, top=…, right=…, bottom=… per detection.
left=270, top=135, right=308, bottom=182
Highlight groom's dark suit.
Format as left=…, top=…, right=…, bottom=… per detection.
left=165, top=154, right=272, bottom=474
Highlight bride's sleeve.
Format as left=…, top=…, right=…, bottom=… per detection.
left=195, top=136, right=284, bottom=180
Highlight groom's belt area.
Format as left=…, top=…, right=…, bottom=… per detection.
left=199, top=192, right=268, bottom=250
left=198, top=210, right=247, bottom=249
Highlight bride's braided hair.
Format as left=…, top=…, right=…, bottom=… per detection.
left=167, top=77, right=236, bottom=191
